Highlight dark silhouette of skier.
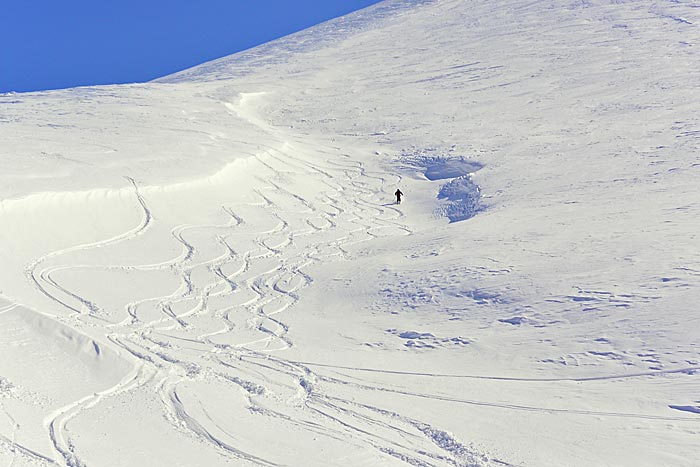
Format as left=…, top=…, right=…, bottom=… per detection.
left=395, top=189, right=403, bottom=204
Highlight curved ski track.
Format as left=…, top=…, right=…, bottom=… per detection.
left=20, top=119, right=512, bottom=465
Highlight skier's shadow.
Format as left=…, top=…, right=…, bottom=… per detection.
left=382, top=203, right=400, bottom=207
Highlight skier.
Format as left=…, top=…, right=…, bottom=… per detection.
left=394, top=188, right=403, bottom=204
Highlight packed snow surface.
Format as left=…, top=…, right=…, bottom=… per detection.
left=2, top=0, right=700, bottom=466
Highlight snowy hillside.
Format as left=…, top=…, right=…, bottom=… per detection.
left=2, top=0, right=700, bottom=466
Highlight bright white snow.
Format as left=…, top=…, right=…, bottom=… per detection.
left=1, top=0, right=700, bottom=466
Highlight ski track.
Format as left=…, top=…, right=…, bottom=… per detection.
left=289, top=360, right=700, bottom=383
left=17, top=102, right=502, bottom=466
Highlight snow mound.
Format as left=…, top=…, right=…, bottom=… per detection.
left=437, top=175, right=481, bottom=222
left=399, top=152, right=483, bottom=222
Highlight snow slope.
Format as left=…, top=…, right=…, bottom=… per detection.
left=1, top=0, right=700, bottom=466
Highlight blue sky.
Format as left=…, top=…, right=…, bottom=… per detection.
left=0, top=0, right=382, bottom=93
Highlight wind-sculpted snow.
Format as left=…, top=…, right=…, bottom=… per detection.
left=398, top=152, right=483, bottom=222
left=436, top=177, right=481, bottom=222
left=157, top=0, right=437, bottom=84
left=2, top=0, right=700, bottom=466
